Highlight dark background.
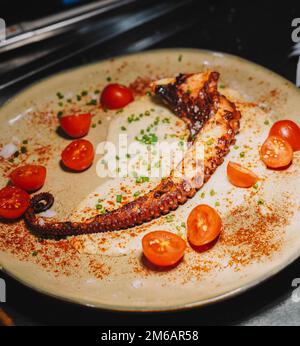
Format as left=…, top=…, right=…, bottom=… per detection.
left=0, top=0, right=300, bottom=325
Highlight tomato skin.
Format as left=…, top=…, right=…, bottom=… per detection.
left=61, top=139, right=94, bottom=171
left=190, top=236, right=220, bottom=253
left=142, top=231, right=186, bottom=267
left=0, top=186, right=30, bottom=219
left=187, top=205, right=222, bottom=247
left=227, top=161, right=259, bottom=188
left=60, top=113, right=92, bottom=138
left=260, top=135, right=293, bottom=169
left=101, top=83, right=134, bottom=110
left=269, top=120, right=300, bottom=151
left=10, top=165, right=46, bottom=192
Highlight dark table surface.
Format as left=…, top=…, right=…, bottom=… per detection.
left=0, top=0, right=300, bottom=326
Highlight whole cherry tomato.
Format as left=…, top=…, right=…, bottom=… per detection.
left=101, top=83, right=134, bottom=110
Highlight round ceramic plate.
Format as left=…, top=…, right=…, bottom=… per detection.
left=0, top=49, right=299, bottom=311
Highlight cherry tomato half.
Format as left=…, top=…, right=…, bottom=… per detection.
left=61, top=139, right=94, bottom=171
left=227, top=161, right=259, bottom=188
left=142, top=231, right=186, bottom=267
left=0, top=186, right=30, bottom=219
left=260, top=135, right=293, bottom=169
left=10, top=165, right=46, bottom=192
left=187, top=205, right=222, bottom=247
left=269, top=120, right=300, bottom=151
left=101, top=83, right=134, bottom=110
left=60, top=113, right=92, bottom=138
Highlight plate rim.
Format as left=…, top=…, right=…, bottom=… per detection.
left=1, top=47, right=300, bottom=312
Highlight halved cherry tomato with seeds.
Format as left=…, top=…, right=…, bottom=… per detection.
left=227, top=161, right=259, bottom=188
left=142, top=231, right=186, bottom=267
left=0, top=186, right=30, bottom=219
left=60, top=113, right=92, bottom=138
left=260, top=135, right=293, bottom=169
left=10, top=165, right=46, bottom=192
left=187, top=205, right=222, bottom=247
left=269, top=120, right=300, bottom=151
left=61, top=139, right=94, bottom=171
left=101, top=83, right=134, bottom=110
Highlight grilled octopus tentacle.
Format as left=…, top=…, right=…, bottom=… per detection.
left=24, top=71, right=241, bottom=237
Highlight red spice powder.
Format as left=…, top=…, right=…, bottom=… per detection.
left=130, top=77, right=153, bottom=96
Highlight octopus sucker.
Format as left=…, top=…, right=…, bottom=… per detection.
left=24, top=71, right=241, bottom=237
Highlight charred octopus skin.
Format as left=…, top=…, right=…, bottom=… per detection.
left=25, top=71, right=241, bottom=237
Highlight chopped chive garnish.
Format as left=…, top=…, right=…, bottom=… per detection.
left=146, top=91, right=152, bottom=97
left=166, top=214, right=175, bottom=222
left=56, top=92, right=64, bottom=99
left=135, top=176, right=149, bottom=184
left=215, top=201, right=220, bottom=207
left=106, top=77, right=112, bottom=82
left=96, top=204, right=102, bottom=210
left=240, top=151, right=245, bottom=158
left=178, top=140, right=185, bottom=148
left=22, top=139, right=28, bottom=145
left=135, top=133, right=158, bottom=145
left=76, top=95, right=82, bottom=101
left=253, top=183, right=259, bottom=190
left=94, top=89, right=100, bottom=94
left=210, top=189, right=216, bottom=197
left=200, top=192, right=206, bottom=199
left=127, top=114, right=140, bottom=123
left=57, top=111, right=63, bottom=118
left=116, top=195, right=122, bottom=203
left=234, top=145, right=239, bottom=150
left=20, top=146, right=27, bottom=154
left=86, top=99, right=97, bottom=106
left=264, top=120, right=270, bottom=125
left=81, top=90, right=88, bottom=96
left=257, top=198, right=264, bottom=205
left=121, top=126, right=127, bottom=131
left=178, top=54, right=183, bottom=62
left=92, top=123, right=96, bottom=128
left=133, top=191, right=140, bottom=198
